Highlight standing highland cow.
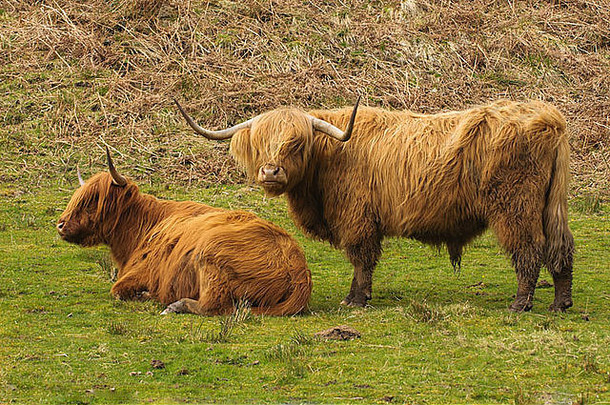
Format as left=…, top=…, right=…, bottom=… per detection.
left=175, top=98, right=574, bottom=312
left=57, top=148, right=312, bottom=316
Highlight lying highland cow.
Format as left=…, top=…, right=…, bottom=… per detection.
left=57, top=148, right=312, bottom=316
left=175, top=98, right=574, bottom=312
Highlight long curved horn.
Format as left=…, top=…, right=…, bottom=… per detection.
left=105, top=146, right=127, bottom=187
left=174, top=99, right=256, bottom=140
left=76, top=165, right=85, bottom=186
left=310, top=96, right=361, bottom=142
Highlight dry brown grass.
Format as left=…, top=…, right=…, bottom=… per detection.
left=1, top=0, right=608, bottom=195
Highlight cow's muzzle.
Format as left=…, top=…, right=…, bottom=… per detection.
left=57, top=221, right=66, bottom=235
left=257, top=164, right=288, bottom=192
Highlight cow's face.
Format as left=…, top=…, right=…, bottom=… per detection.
left=231, top=109, right=314, bottom=196
left=58, top=149, right=134, bottom=247
left=57, top=173, right=109, bottom=247
left=175, top=98, right=358, bottom=196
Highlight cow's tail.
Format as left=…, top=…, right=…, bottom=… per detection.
left=539, top=106, right=574, bottom=275
left=251, top=254, right=312, bottom=316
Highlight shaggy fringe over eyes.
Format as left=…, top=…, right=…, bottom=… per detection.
left=230, top=109, right=314, bottom=178
left=64, top=172, right=141, bottom=237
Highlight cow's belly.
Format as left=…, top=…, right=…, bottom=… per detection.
left=384, top=209, right=487, bottom=246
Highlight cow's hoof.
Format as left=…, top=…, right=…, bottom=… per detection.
left=549, top=299, right=572, bottom=312
left=136, top=291, right=151, bottom=301
left=161, top=300, right=187, bottom=315
left=509, top=299, right=533, bottom=312
left=340, top=296, right=368, bottom=307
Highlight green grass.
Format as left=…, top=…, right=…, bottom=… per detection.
left=0, top=183, right=608, bottom=404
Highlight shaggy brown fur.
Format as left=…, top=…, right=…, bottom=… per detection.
left=57, top=167, right=312, bottom=316
left=223, top=99, right=574, bottom=312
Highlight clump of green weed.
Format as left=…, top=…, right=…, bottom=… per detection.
left=512, top=379, right=539, bottom=405
left=200, top=300, right=252, bottom=343
left=573, top=194, right=602, bottom=214
left=96, top=254, right=117, bottom=282
left=534, top=316, right=557, bottom=331
left=404, top=299, right=443, bottom=323
left=266, top=331, right=313, bottom=362
left=20, top=213, right=37, bottom=229
left=107, top=320, right=130, bottom=336
left=573, top=392, right=590, bottom=405
left=266, top=331, right=313, bottom=383
left=581, top=353, right=599, bottom=374
left=500, top=313, right=519, bottom=326
left=281, top=359, right=308, bottom=381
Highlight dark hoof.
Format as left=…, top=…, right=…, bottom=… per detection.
left=509, top=300, right=533, bottom=312
left=340, top=296, right=368, bottom=307
left=161, top=300, right=187, bottom=315
left=549, top=299, right=573, bottom=312
left=136, top=291, right=151, bottom=301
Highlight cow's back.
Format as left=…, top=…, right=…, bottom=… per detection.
left=309, top=100, right=565, bottom=243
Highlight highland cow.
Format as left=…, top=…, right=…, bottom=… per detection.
left=57, top=148, right=312, bottom=316
left=175, top=98, right=574, bottom=312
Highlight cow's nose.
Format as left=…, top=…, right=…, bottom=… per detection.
left=258, top=164, right=285, bottom=182
left=263, top=166, right=280, bottom=177
left=57, top=221, right=65, bottom=234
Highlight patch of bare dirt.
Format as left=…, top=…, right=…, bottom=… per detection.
left=315, top=325, right=361, bottom=341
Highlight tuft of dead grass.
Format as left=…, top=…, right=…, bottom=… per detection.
left=0, top=0, right=608, bottom=196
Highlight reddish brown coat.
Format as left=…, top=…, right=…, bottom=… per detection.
left=58, top=171, right=311, bottom=316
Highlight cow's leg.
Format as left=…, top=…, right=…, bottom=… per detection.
left=547, top=240, right=574, bottom=312
left=490, top=206, right=545, bottom=312
left=161, top=262, right=233, bottom=316
left=509, top=247, right=543, bottom=312
left=111, top=272, right=147, bottom=301
left=549, top=265, right=573, bottom=312
left=341, top=237, right=382, bottom=307
left=447, top=242, right=463, bottom=272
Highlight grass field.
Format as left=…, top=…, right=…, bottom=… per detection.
left=1, top=0, right=609, bottom=403
left=1, top=181, right=609, bottom=404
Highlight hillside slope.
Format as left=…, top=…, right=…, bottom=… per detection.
left=1, top=0, right=608, bottom=195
